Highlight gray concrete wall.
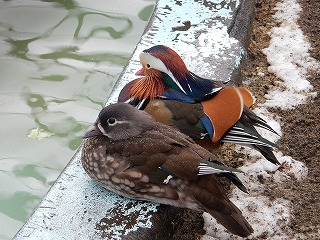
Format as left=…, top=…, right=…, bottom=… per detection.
left=14, top=0, right=255, bottom=239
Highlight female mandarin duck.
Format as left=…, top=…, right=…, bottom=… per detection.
left=82, top=103, right=253, bottom=237
left=119, top=45, right=280, bottom=165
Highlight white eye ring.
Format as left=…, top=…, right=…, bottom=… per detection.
left=146, top=63, right=151, bottom=68
left=107, top=117, right=116, bottom=125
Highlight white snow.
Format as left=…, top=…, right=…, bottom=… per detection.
left=262, top=0, right=319, bottom=109
left=202, top=0, right=319, bottom=238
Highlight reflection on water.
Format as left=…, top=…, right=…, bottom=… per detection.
left=0, top=0, right=154, bottom=238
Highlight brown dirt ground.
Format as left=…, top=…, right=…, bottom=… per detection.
left=172, top=0, right=320, bottom=239
left=243, top=0, right=320, bottom=238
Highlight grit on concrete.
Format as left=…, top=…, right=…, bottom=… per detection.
left=171, top=0, right=320, bottom=239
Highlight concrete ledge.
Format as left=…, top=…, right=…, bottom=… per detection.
left=14, top=0, right=255, bottom=239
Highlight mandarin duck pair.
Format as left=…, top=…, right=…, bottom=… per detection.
left=119, top=45, right=279, bottom=165
left=82, top=45, right=279, bottom=237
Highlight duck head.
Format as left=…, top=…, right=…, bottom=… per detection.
left=83, top=103, right=155, bottom=141
left=136, top=45, right=222, bottom=101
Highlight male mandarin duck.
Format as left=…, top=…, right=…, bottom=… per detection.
left=82, top=103, right=253, bottom=237
left=118, top=45, right=280, bottom=165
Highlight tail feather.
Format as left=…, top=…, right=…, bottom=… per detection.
left=209, top=160, right=248, bottom=193
left=254, top=145, right=280, bottom=165
left=222, top=113, right=280, bottom=165
left=243, top=106, right=279, bottom=136
left=206, top=205, right=254, bottom=237
left=192, top=176, right=254, bottom=237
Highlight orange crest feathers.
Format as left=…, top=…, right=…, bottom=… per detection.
left=130, top=70, right=165, bottom=100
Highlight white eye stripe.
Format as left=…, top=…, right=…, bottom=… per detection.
left=98, top=120, right=130, bottom=137
left=139, top=52, right=187, bottom=94
left=111, top=120, right=129, bottom=125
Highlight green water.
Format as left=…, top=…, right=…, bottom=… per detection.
left=0, top=0, right=154, bottom=238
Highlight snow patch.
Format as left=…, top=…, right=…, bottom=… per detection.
left=262, top=0, right=319, bottom=109
left=203, top=149, right=308, bottom=239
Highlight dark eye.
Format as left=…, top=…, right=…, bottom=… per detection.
left=107, top=117, right=116, bottom=125
left=146, top=63, right=151, bottom=68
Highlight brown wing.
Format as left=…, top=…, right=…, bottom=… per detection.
left=106, top=129, right=202, bottom=181
left=122, top=126, right=226, bottom=181
left=144, top=99, right=208, bottom=139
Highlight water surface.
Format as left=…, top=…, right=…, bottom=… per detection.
left=0, top=0, right=154, bottom=238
